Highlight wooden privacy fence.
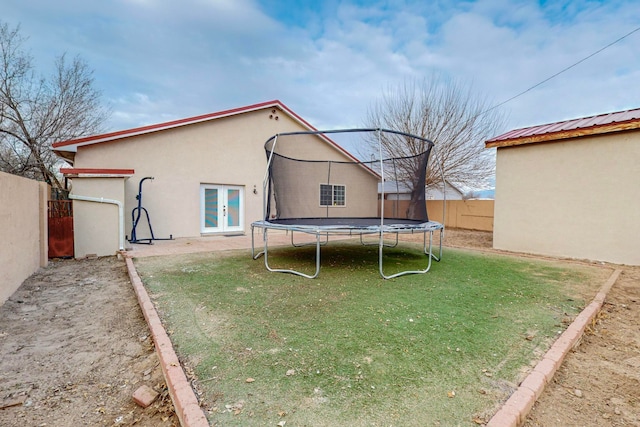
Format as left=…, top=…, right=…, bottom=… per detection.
left=427, top=200, right=494, bottom=231
left=382, top=199, right=494, bottom=231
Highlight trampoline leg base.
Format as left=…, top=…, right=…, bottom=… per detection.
left=251, top=224, right=265, bottom=259
left=251, top=225, right=321, bottom=279
left=291, top=230, right=329, bottom=248
left=360, top=232, right=399, bottom=248
left=379, top=228, right=442, bottom=279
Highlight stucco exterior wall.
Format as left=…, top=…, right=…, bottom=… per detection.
left=493, top=132, right=640, bottom=265
left=0, top=172, right=48, bottom=305
left=268, top=133, right=379, bottom=219
left=270, top=168, right=378, bottom=219
left=70, top=108, right=373, bottom=248
left=71, top=177, right=127, bottom=257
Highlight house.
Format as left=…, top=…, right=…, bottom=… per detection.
left=379, top=180, right=464, bottom=201
left=486, top=107, right=640, bottom=265
left=426, top=181, right=465, bottom=200
left=53, top=100, right=374, bottom=258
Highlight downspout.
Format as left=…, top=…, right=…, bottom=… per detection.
left=69, top=194, right=125, bottom=251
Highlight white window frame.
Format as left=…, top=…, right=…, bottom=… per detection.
left=319, top=183, right=346, bottom=207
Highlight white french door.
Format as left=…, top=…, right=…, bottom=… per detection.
left=200, top=185, right=244, bottom=234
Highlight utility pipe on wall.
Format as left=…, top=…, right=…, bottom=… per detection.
left=69, top=194, right=125, bottom=251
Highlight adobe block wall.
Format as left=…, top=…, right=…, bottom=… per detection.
left=0, top=172, right=48, bottom=305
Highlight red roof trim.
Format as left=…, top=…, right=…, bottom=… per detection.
left=486, top=107, right=640, bottom=148
left=53, top=100, right=303, bottom=149
left=61, top=168, right=135, bottom=176
left=52, top=99, right=361, bottom=164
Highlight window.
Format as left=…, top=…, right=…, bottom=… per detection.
left=320, top=184, right=346, bottom=206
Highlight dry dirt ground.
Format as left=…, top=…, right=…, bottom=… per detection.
left=0, top=256, right=178, bottom=427
left=0, top=229, right=637, bottom=427
left=523, top=266, right=640, bottom=427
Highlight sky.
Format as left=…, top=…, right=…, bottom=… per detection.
left=4, top=0, right=640, bottom=143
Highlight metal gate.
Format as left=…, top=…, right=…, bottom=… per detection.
left=48, top=200, right=74, bottom=258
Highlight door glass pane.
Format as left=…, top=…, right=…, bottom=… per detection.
left=227, top=189, right=240, bottom=227
left=204, top=188, right=218, bottom=228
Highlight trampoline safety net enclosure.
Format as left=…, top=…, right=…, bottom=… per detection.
left=251, top=128, right=444, bottom=279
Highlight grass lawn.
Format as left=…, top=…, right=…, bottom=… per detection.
left=134, top=241, right=609, bottom=426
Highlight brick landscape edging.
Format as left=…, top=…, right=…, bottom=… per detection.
left=486, top=268, right=622, bottom=427
left=122, top=253, right=210, bottom=427
left=121, top=247, right=622, bottom=427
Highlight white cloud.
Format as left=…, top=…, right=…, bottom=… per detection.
left=3, top=0, right=640, bottom=136
left=108, top=92, right=177, bottom=129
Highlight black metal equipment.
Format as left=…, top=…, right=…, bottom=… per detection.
left=128, top=177, right=173, bottom=244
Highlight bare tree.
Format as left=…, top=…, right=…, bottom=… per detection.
left=363, top=76, right=505, bottom=192
left=0, top=22, right=109, bottom=190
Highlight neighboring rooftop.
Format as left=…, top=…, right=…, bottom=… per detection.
left=486, top=107, right=640, bottom=148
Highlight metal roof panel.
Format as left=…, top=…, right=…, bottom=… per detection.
left=487, top=107, right=640, bottom=144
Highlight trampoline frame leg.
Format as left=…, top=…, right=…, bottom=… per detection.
left=291, top=230, right=329, bottom=248
left=251, top=224, right=264, bottom=260
left=252, top=226, right=322, bottom=279
left=379, top=228, right=443, bottom=279
left=360, top=232, right=399, bottom=248
left=252, top=225, right=443, bottom=280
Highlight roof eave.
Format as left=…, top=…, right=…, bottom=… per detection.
left=486, top=120, right=640, bottom=148
left=55, top=150, right=76, bottom=165
left=60, top=167, right=135, bottom=178
left=52, top=100, right=302, bottom=151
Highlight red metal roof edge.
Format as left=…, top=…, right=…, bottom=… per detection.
left=53, top=100, right=306, bottom=149
left=486, top=106, right=640, bottom=145
left=61, top=168, right=135, bottom=176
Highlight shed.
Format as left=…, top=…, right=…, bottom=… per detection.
left=486, top=107, right=640, bottom=265
left=53, top=100, right=373, bottom=258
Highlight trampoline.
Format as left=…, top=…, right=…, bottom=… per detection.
left=251, top=128, right=444, bottom=279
